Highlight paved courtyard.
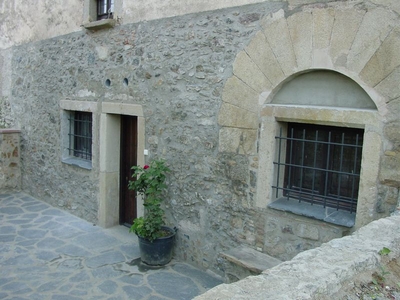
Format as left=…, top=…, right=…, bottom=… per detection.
left=0, top=191, right=223, bottom=299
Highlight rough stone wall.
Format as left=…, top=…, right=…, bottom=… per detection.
left=0, top=49, right=14, bottom=128
left=195, top=214, right=400, bottom=299
left=10, top=1, right=285, bottom=247
left=7, top=0, right=400, bottom=277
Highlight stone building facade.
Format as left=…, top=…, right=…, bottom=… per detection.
left=1, top=0, right=399, bottom=277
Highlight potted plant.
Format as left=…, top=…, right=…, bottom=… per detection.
left=128, top=158, right=176, bottom=266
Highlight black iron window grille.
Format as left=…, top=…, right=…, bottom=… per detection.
left=97, top=0, right=114, bottom=20
left=273, top=123, right=364, bottom=214
left=68, top=111, right=92, bottom=161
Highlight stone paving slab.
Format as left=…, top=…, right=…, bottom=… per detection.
left=0, top=191, right=223, bottom=299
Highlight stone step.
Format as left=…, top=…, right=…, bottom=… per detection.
left=220, top=246, right=282, bottom=282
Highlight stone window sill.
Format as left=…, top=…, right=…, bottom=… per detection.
left=83, top=19, right=116, bottom=30
left=268, top=197, right=356, bottom=228
left=62, top=157, right=92, bottom=170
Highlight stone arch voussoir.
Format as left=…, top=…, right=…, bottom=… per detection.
left=219, top=4, right=400, bottom=154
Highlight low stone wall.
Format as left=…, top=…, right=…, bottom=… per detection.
left=195, top=214, right=400, bottom=299
left=0, top=129, right=21, bottom=190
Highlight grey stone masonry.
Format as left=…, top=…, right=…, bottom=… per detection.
left=10, top=1, right=289, bottom=274
left=10, top=1, right=285, bottom=224
left=6, top=0, right=400, bottom=280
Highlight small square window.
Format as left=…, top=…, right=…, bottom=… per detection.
left=97, top=0, right=114, bottom=20
left=68, top=111, right=92, bottom=161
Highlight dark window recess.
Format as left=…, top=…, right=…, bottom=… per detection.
left=273, top=123, right=364, bottom=214
left=68, top=111, right=92, bottom=161
left=97, top=0, right=114, bottom=20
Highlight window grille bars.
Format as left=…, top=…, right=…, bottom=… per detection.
left=273, top=123, right=363, bottom=214
left=68, top=112, right=92, bottom=161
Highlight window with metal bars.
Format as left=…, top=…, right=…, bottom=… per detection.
left=273, top=123, right=363, bottom=214
left=97, top=0, right=114, bottom=20
left=68, top=111, right=92, bottom=161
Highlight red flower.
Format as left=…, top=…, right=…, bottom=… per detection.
left=143, top=165, right=149, bottom=169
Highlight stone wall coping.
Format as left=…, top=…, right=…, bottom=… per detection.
left=195, top=215, right=400, bottom=299
left=0, top=129, right=21, bottom=134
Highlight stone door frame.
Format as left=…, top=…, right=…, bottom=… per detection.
left=98, top=102, right=145, bottom=228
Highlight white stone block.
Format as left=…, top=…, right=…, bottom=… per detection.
left=233, top=51, right=272, bottom=94
left=219, top=127, right=257, bottom=155
left=245, top=31, right=285, bottom=87
left=218, top=103, right=258, bottom=129
left=312, top=7, right=335, bottom=50
left=330, top=8, right=365, bottom=65
left=375, top=67, right=400, bottom=101
left=222, top=76, right=259, bottom=113
left=263, top=17, right=297, bottom=76
left=287, top=11, right=313, bottom=71
left=347, top=7, right=397, bottom=73
left=360, top=27, right=400, bottom=87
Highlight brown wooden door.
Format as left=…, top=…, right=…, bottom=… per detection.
left=120, top=115, right=138, bottom=226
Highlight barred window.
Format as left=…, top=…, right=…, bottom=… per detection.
left=97, top=0, right=114, bottom=20
left=68, top=111, right=92, bottom=161
left=273, top=123, right=363, bottom=214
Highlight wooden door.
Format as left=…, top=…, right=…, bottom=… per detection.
left=120, top=115, right=138, bottom=226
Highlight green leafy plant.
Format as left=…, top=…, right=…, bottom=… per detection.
left=128, top=159, right=170, bottom=242
left=378, top=247, right=391, bottom=256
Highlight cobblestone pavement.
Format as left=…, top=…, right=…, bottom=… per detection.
left=0, top=191, right=223, bottom=299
